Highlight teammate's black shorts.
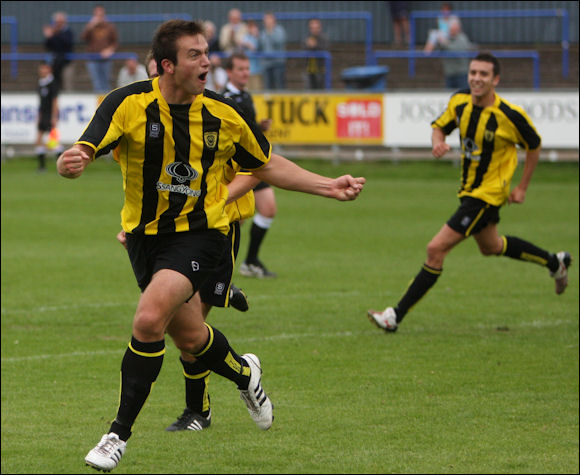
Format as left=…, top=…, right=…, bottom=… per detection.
left=447, top=196, right=500, bottom=237
left=199, top=221, right=241, bottom=307
left=254, top=181, right=270, bottom=192
left=126, top=229, right=227, bottom=294
left=37, top=114, right=52, bottom=133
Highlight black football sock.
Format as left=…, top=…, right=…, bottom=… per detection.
left=501, top=235, right=559, bottom=272
left=180, top=357, right=211, bottom=417
left=37, top=153, right=46, bottom=169
left=109, top=336, right=165, bottom=441
left=395, top=263, right=442, bottom=322
left=245, top=222, right=268, bottom=264
left=193, top=323, right=251, bottom=390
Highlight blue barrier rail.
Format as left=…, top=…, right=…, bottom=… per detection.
left=64, top=13, right=192, bottom=23
left=0, top=51, right=139, bottom=80
left=1, top=13, right=192, bottom=78
left=243, top=11, right=374, bottom=66
left=1, top=50, right=332, bottom=90
left=373, top=49, right=540, bottom=90
left=409, top=9, right=570, bottom=77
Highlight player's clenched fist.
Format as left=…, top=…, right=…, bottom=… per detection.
left=333, top=175, right=366, bottom=201
left=57, top=146, right=93, bottom=178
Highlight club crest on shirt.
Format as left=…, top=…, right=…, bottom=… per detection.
left=204, top=131, right=218, bottom=150
left=484, top=130, right=495, bottom=142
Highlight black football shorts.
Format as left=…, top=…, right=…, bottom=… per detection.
left=447, top=196, right=500, bottom=237
left=199, top=221, right=241, bottom=307
left=126, top=229, right=227, bottom=294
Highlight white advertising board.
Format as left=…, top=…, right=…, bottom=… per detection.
left=383, top=91, right=579, bottom=148
left=1, top=93, right=98, bottom=144
left=1, top=90, right=578, bottom=149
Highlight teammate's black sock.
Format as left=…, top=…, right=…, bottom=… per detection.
left=109, top=336, right=165, bottom=441
left=180, top=357, right=211, bottom=417
left=395, top=263, right=442, bottom=322
left=501, top=235, right=559, bottom=272
left=245, top=222, right=267, bottom=264
left=194, top=323, right=250, bottom=390
left=37, top=153, right=46, bottom=170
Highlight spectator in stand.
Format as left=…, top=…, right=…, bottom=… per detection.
left=206, top=53, right=228, bottom=92
left=388, top=2, right=411, bottom=46
left=260, top=12, right=287, bottom=90
left=81, top=4, right=119, bottom=94
left=426, top=18, right=475, bottom=90
left=303, top=18, right=329, bottom=90
left=117, top=57, right=149, bottom=88
left=203, top=20, right=221, bottom=54
left=240, top=19, right=263, bottom=91
left=43, top=11, right=74, bottom=92
left=424, top=2, right=460, bottom=53
left=219, top=8, right=248, bottom=54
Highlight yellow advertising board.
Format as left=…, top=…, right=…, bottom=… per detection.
left=253, top=92, right=384, bottom=145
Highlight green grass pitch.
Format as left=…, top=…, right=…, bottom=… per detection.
left=1, top=156, right=578, bottom=474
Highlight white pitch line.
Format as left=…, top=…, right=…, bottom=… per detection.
left=1, top=330, right=371, bottom=363
left=0, top=290, right=377, bottom=316
left=3, top=319, right=576, bottom=364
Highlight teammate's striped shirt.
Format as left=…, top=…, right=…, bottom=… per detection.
left=77, top=77, right=270, bottom=235
left=432, top=90, right=541, bottom=206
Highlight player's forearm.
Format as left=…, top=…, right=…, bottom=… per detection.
left=252, top=153, right=335, bottom=197
left=226, top=174, right=260, bottom=203
left=518, top=148, right=541, bottom=191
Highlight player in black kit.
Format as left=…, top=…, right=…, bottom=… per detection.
left=222, top=52, right=278, bottom=278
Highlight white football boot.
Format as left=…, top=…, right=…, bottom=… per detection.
left=367, top=307, right=398, bottom=332
left=85, top=432, right=126, bottom=472
left=239, top=353, right=274, bottom=430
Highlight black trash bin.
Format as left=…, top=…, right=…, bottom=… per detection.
left=341, top=65, right=389, bottom=91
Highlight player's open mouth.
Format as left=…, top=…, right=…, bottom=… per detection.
left=199, top=72, right=208, bottom=82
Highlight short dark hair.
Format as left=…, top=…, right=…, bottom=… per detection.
left=151, top=20, right=205, bottom=76
left=224, top=52, right=249, bottom=71
left=472, top=51, right=500, bottom=76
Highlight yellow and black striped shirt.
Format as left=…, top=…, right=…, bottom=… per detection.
left=432, top=90, right=541, bottom=206
left=77, top=77, right=270, bottom=235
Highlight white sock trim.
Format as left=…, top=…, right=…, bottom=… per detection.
left=253, top=212, right=273, bottom=229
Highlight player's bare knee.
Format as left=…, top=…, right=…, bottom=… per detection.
left=478, top=242, right=503, bottom=256
left=426, top=241, right=444, bottom=262
left=133, top=311, right=165, bottom=341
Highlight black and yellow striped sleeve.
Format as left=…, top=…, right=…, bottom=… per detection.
left=498, top=99, right=541, bottom=150
left=77, top=81, right=154, bottom=158
left=432, top=90, right=471, bottom=136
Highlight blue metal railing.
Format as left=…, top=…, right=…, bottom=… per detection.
left=243, top=11, right=374, bottom=66
left=1, top=13, right=192, bottom=78
left=409, top=9, right=570, bottom=77
left=64, top=13, right=192, bottom=23
left=373, top=49, right=540, bottom=90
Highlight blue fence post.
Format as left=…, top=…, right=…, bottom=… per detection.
left=1, top=16, right=19, bottom=77
left=408, top=15, right=416, bottom=77
left=560, top=9, right=570, bottom=77
left=324, top=52, right=332, bottom=90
